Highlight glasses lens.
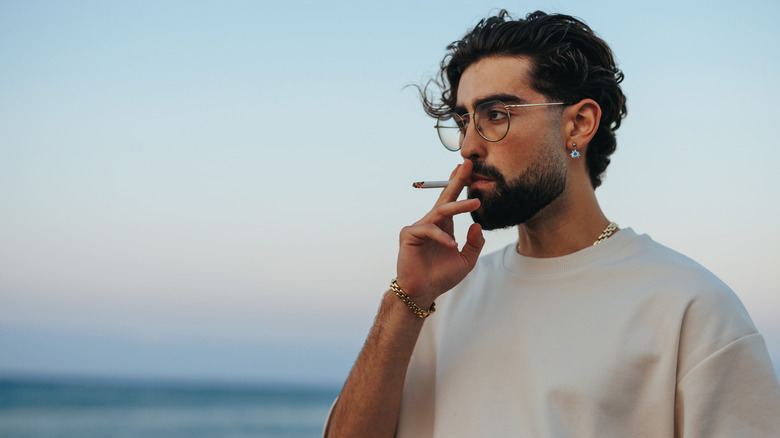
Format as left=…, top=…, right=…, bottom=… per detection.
left=474, top=101, right=510, bottom=142
left=436, top=113, right=463, bottom=151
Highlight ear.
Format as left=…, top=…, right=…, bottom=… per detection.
left=563, top=99, right=601, bottom=156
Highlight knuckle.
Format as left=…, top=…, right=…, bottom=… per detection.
left=400, top=224, right=416, bottom=234
left=432, top=204, right=448, bottom=216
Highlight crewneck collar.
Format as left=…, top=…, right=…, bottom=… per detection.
left=501, top=227, right=639, bottom=277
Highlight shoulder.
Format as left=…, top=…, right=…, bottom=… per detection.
left=623, top=232, right=760, bottom=376
left=619, top=232, right=726, bottom=285
left=621, top=231, right=754, bottom=320
left=612, top=232, right=744, bottom=306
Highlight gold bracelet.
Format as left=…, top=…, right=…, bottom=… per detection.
left=390, top=278, right=436, bottom=319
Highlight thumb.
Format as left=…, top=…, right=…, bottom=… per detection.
left=460, top=222, right=485, bottom=266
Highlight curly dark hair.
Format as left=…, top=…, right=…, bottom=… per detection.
left=421, top=10, right=627, bottom=188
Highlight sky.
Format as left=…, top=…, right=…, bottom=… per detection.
left=1, top=0, right=779, bottom=385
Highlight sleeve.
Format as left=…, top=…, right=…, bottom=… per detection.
left=674, top=333, right=780, bottom=437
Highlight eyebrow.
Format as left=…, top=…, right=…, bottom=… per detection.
left=454, top=93, right=528, bottom=114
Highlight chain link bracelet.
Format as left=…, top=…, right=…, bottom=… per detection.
left=390, top=278, right=436, bottom=319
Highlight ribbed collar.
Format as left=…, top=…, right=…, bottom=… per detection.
left=501, top=227, right=640, bottom=277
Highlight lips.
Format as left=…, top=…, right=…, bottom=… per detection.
left=467, top=172, right=495, bottom=189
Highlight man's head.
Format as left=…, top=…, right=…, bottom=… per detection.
left=422, top=10, right=627, bottom=189
left=456, top=56, right=571, bottom=230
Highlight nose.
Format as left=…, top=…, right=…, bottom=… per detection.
left=459, top=121, right=487, bottom=161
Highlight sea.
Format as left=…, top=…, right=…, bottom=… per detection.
left=0, top=375, right=340, bottom=438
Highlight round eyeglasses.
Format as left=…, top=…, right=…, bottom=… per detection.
left=435, top=100, right=569, bottom=151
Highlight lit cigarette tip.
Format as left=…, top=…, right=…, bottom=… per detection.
left=412, top=180, right=451, bottom=189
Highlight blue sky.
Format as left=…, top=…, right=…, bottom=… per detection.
left=1, top=0, right=779, bottom=384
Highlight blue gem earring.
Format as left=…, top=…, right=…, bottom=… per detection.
left=570, top=142, right=581, bottom=158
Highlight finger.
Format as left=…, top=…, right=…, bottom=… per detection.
left=448, top=164, right=461, bottom=181
left=401, top=223, right=458, bottom=248
left=430, top=163, right=461, bottom=205
left=418, top=198, right=480, bottom=225
left=436, top=159, right=473, bottom=205
left=460, top=222, right=485, bottom=265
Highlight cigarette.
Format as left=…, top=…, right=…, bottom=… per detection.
left=412, top=180, right=451, bottom=189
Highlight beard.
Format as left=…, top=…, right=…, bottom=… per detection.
left=467, top=154, right=567, bottom=230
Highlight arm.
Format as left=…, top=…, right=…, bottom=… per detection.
left=326, top=161, right=485, bottom=437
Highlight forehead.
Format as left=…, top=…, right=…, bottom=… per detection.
left=455, top=56, right=541, bottom=110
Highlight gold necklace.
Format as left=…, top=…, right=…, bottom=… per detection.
left=593, top=222, right=619, bottom=246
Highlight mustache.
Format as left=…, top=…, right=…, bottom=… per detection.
left=469, top=160, right=507, bottom=185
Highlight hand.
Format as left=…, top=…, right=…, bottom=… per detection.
left=395, top=160, right=485, bottom=306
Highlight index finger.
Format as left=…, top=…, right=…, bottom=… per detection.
left=435, top=159, right=473, bottom=205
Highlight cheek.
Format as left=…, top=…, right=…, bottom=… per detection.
left=492, top=135, right=536, bottom=179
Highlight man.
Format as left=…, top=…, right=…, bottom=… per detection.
left=325, top=10, right=780, bottom=437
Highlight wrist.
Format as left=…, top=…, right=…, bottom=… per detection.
left=389, top=278, right=436, bottom=319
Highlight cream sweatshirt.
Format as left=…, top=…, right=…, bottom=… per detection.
left=396, top=229, right=780, bottom=437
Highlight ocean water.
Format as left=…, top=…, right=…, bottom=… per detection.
left=0, top=376, right=340, bottom=438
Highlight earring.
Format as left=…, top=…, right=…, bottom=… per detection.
left=570, top=142, right=581, bottom=159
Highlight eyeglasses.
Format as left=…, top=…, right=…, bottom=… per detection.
left=435, top=100, right=569, bottom=151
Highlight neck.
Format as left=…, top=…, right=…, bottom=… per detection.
left=515, top=181, right=611, bottom=258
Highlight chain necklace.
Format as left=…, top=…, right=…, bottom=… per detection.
left=517, top=221, right=619, bottom=253
left=593, top=222, right=619, bottom=246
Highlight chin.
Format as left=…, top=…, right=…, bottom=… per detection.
left=468, top=185, right=557, bottom=231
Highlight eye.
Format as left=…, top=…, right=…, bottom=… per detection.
left=487, top=109, right=508, bottom=122
left=452, top=114, right=470, bottom=133
left=477, top=102, right=509, bottom=124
